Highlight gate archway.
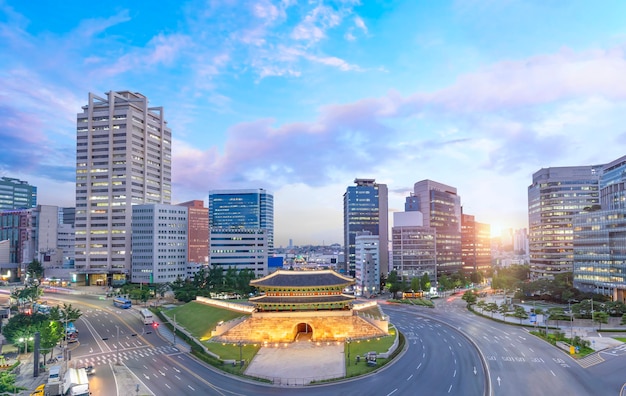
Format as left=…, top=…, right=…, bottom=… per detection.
left=294, top=322, right=313, bottom=341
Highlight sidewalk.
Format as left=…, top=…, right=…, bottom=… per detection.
left=478, top=296, right=626, bottom=351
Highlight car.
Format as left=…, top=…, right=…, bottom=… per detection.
left=84, top=365, right=95, bottom=375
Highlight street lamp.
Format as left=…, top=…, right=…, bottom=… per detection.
left=346, top=338, right=351, bottom=366
left=237, top=341, right=243, bottom=367
left=19, top=336, right=33, bottom=354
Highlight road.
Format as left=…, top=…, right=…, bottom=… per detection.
left=42, top=291, right=485, bottom=395
left=40, top=290, right=626, bottom=395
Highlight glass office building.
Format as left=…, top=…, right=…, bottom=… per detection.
left=343, top=179, right=389, bottom=278
left=528, top=166, right=601, bottom=279
left=208, top=189, right=274, bottom=277
left=573, top=155, right=626, bottom=302
left=0, top=177, right=37, bottom=211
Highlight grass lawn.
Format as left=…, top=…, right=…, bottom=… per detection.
left=614, top=337, right=626, bottom=343
left=162, top=301, right=248, bottom=341
left=344, top=326, right=397, bottom=378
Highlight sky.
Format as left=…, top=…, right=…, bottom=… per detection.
left=2, top=0, right=626, bottom=247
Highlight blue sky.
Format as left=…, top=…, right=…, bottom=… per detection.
left=3, top=0, right=626, bottom=247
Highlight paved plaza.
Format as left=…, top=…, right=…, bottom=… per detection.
left=245, top=340, right=345, bottom=386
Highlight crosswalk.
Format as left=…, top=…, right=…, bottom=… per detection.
left=72, top=345, right=182, bottom=368
left=575, top=352, right=604, bottom=368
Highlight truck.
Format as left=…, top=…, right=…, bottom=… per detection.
left=62, top=367, right=89, bottom=396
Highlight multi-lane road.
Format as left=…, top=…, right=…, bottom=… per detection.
left=37, top=290, right=626, bottom=395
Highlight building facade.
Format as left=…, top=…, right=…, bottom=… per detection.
left=0, top=177, right=37, bottom=211
left=354, top=231, right=380, bottom=297
left=74, top=91, right=172, bottom=286
left=412, top=180, right=462, bottom=276
left=177, top=200, right=209, bottom=265
left=209, top=228, right=268, bottom=277
left=573, top=155, right=626, bottom=302
left=528, top=166, right=601, bottom=279
left=461, top=213, right=492, bottom=275
left=343, top=178, right=389, bottom=277
left=131, top=204, right=187, bottom=284
left=208, top=189, right=273, bottom=277
left=391, top=211, right=436, bottom=285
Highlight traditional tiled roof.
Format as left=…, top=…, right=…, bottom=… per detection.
left=249, top=294, right=355, bottom=304
left=250, top=269, right=355, bottom=288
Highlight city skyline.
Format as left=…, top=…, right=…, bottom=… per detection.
left=3, top=1, right=626, bottom=246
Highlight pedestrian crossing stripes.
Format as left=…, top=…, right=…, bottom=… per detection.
left=73, top=345, right=181, bottom=368
left=575, top=352, right=604, bottom=368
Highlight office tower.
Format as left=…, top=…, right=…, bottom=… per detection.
left=391, top=210, right=436, bottom=285
left=411, top=180, right=462, bottom=276
left=131, top=204, right=187, bottom=284
left=573, top=155, right=626, bottom=302
left=354, top=231, right=380, bottom=297
left=75, top=91, right=172, bottom=286
left=208, top=189, right=273, bottom=277
left=0, top=209, right=32, bottom=269
left=0, top=177, right=37, bottom=211
left=513, top=228, right=529, bottom=255
left=528, top=165, right=601, bottom=279
left=461, top=213, right=491, bottom=275
left=178, top=200, right=209, bottom=265
left=59, top=207, right=76, bottom=226
left=343, top=178, right=389, bottom=278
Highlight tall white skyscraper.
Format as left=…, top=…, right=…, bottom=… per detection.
left=74, top=91, right=172, bottom=286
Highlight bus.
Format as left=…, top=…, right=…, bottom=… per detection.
left=113, top=297, right=132, bottom=309
left=140, top=309, right=153, bottom=325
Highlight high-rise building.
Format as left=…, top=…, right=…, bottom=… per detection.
left=411, top=180, right=462, bottom=276
left=0, top=177, right=37, bottom=211
left=573, top=155, right=626, bottom=302
left=131, top=204, right=187, bottom=284
left=208, top=189, right=274, bottom=277
left=0, top=209, right=32, bottom=268
left=391, top=210, right=436, bottom=285
left=74, top=91, right=172, bottom=286
left=343, top=178, right=389, bottom=277
left=528, top=166, right=601, bottom=279
left=354, top=231, right=380, bottom=297
left=461, top=212, right=491, bottom=275
left=177, top=200, right=209, bottom=265
left=513, top=228, right=529, bottom=255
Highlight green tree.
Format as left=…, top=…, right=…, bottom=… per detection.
left=389, top=282, right=402, bottom=300
left=470, top=271, right=483, bottom=285
left=438, top=275, right=452, bottom=291
left=2, top=313, right=48, bottom=353
left=410, top=277, right=421, bottom=293
left=26, top=259, right=45, bottom=280
left=462, top=290, right=477, bottom=307
left=511, top=305, right=529, bottom=324
left=476, top=300, right=487, bottom=313
left=592, top=311, right=609, bottom=330
left=0, top=371, right=25, bottom=394
left=547, top=307, right=568, bottom=328
left=621, top=313, right=626, bottom=325
left=154, top=283, right=170, bottom=304
left=420, top=273, right=431, bottom=291
left=485, top=302, right=499, bottom=318
left=498, top=303, right=511, bottom=318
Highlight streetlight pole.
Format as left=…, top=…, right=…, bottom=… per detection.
left=238, top=341, right=243, bottom=367
left=347, top=338, right=351, bottom=366
left=173, top=314, right=176, bottom=348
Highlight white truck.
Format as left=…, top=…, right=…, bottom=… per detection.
left=62, top=367, right=90, bottom=396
